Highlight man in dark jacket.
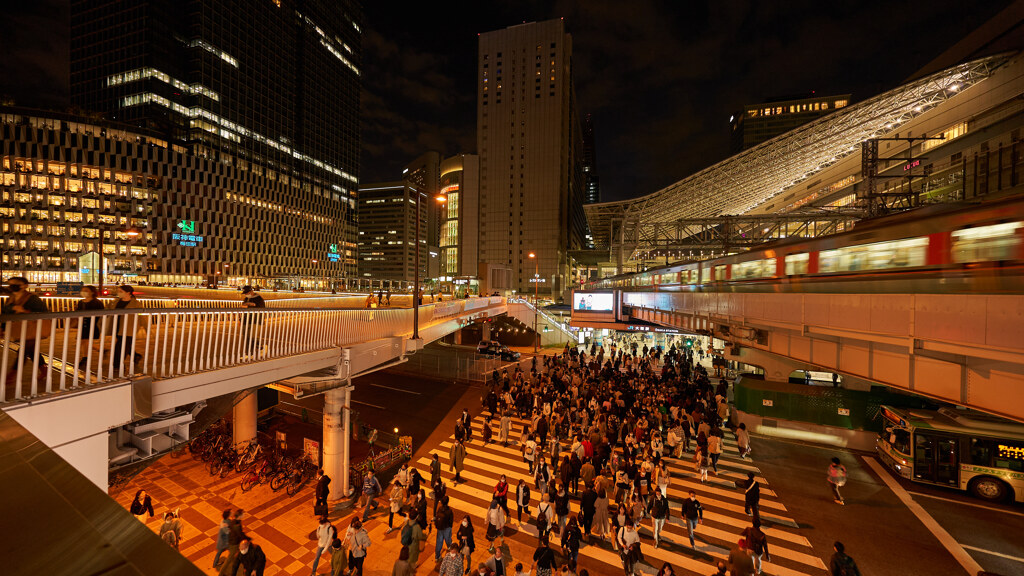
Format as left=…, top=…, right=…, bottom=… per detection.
left=579, top=486, right=597, bottom=540
left=315, top=470, right=331, bottom=513
left=829, top=541, right=861, bottom=576
left=743, top=472, right=760, bottom=521
left=741, top=519, right=771, bottom=574
left=218, top=510, right=246, bottom=576
left=434, top=497, right=454, bottom=562
left=238, top=538, right=266, bottom=576
left=680, top=490, right=703, bottom=548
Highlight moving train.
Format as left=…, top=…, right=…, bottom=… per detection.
left=590, top=195, right=1024, bottom=294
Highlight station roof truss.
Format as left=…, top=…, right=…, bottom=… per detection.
left=585, top=54, right=1012, bottom=258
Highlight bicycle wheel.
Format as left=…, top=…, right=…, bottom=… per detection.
left=270, top=472, right=287, bottom=492
left=208, top=458, right=221, bottom=476
left=240, top=472, right=258, bottom=492
left=286, top=474, right=301, bottom=496
left=220, top=457, right=236, bottom=478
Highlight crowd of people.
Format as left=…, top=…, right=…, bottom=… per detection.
left=320, top=339, right=862, bottom=576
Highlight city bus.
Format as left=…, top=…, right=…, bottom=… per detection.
left=876, top=405, right=1024, bottom=502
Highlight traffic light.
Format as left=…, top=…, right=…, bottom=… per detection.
left=685, top=338, right=693, bottom=348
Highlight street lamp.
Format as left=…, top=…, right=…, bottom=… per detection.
left=528, top=252, right=539, bottom=353
left=97, top=225, right=141, bottom=295
left=412, top=192, right=447, bottom=340
left=311, top=259, right=320, bottom=291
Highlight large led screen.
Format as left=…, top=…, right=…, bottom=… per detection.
left=573, top=292, right=615, bottom=312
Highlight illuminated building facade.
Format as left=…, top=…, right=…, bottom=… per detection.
left=67, top=0, right=361, bottom=282
left=438, top=154, right=479, bottom=283
left=477, top=19, right=588, bottom=298
left=730, top=93, right=851, bottom=153
left=1, top=109, right=357, bottom=287
left=356, top=181, right=429, bottom=286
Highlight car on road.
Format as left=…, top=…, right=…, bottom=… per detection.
left=476, top=341, right=521, bottom=362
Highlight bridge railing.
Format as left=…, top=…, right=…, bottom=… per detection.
left=0, top=295, right=382, bottom=312
left=0, top=296, right=505, bottom=404
left=509, top=298, right=582, bottom=342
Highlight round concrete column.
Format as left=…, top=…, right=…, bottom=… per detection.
left=232, top=390, right=258, bottom=448
left=323, top=386, right=351, bottom=501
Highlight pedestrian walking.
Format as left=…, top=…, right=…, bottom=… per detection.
left=450, top=439, right=467, bottom=483
left=360, top=470, right=382, bottom=521
left=213, top=509, right=232, bottom=568
left=391, top=546, right=413, bottom=576
left=827, top=457, right=848, bottom=505
left=439, top=545, right=464, bottom=576
left=579, top=484, right=597, bottom=540
left=330, top=538, right=348, bottom=576
left=499, top=413, right=512, bottom=446
left=554, top=485, right=570, bottom=536
left=650, top=490, right=670, bottom=548
left=458, top=514, right=477, bottom=574
left=430, top=453, right=442, bottom=486
left=741, top=519, right=771, bottom=575
left=238, top=538, right=267, bottom=576
left=218, top=509, right=246, bottom=576
left=615, top=520, right=641, bottom=576
left=728, top=538, right=756, bottom=576
left=159, top=510, right=183, bottom=549
left=432, top=476, right=446, bottom=519
left=680, top=490, right=704, bottom=548
left=524, top=437, right=538, bottom=473
left=560, top=516, right=582, bottom=572
left=311, top=515, right=336, bottom=574
left=743, top=472, right=760, bottom=520
left=516, top=479, right=532, bottom=524
left=434, top=496, right=454, bottom=562
left=707, top=429, right=723, bottom=475
left=485, top=547, right=510, bottom=576
left=535, top=494, right=554, bottom=545
left=1, top=277, right=50, bottom=385
left=315, top=469, right=331, bottom=516
left=532, top=540, right=557, bottom=576
left=696, top=448, right=710, bottom=483
left=109, top=285, right=143, bottom=370
left=494, top=475, right=510, bottom=515
left=129, top=489, right=154, bottom=522
left=343, top=519, right=371, bottom=576
left=736, top=423, right=751, bottom=458
left=828, top=541, right=862, bottom=576
left=240, top=285, right=266, bottom=355
left=592, top=488, right=610, bottom=542
left=486, top=499, right=506, bottom=551
left=399, top=514, right=426, bottom=569
left=387, top=479, right=406, bottom=533
left=74, top=285, right=104, bottom=370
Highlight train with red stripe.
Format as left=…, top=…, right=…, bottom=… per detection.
left=590, top=196, right=1024, bottom=294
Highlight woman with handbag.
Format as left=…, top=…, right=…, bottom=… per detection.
left=456, top=514, right=476, bottom=574
left=486, top=499, right=506, bottom=552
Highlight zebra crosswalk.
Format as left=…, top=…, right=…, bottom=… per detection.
left=407, top=412, right=828, bottom=575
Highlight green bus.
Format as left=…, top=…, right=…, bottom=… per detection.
left=877, top=405, right=1024, bottom=503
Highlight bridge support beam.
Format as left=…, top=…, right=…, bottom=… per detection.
left=232, top=390, right=258, bottom=448
left=323, top=385, right=352, bottom=501
left=724, top=345, right=810, bottom=381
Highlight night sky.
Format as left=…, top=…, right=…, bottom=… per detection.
left=2, top=1, right=1012, bottom=202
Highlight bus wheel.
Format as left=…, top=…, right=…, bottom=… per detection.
left=968, top=476, right=1008, bottom=502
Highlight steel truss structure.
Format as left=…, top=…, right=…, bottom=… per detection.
left=585, top=55, right=1011, bottom=264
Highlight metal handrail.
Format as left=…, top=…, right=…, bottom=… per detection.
left=0, top=297, right=506, bottom=404
left=508, top=298, right=581, bottom=342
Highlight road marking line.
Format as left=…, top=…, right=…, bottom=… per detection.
left=368, top=383, right=420, bottom=395
left=908, top=491, right=1024, bottom=518
left=351, top=399, right=385, bottom=410
left=864, top=456, right=983, bottom=576
left=961, top=545, right=1024, bottom=563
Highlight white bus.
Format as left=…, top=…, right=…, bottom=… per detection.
left=877, top=405, right=1024, bottom=503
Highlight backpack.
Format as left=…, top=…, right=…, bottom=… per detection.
left=161, top=527, right=177, bottom=548
left=748, top=530, right=766, bottom=554
left=400, top=524, right=413, bottom=547
left=830, top=465, right=848, bottom=487
left=836, top=554, right=860, bottom=576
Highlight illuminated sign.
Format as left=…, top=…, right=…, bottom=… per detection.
left=762, top=399, right=774, bottom=407
left=327, top=244, right=341, bottom=262
left=838, top=408, right=851, bottom=416
left=881, top=407, right=907, bottom=428
left=574, top=292, right=614, bottom=311
left=174, top=220, right=204, bottom=246
left=903, top=160, right=921, bottom=171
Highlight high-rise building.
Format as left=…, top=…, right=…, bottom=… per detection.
left=356, top=181, right=429, bottom=286
left=582, top=113, right=600, bottom=204
left=730, top=93, right=851, bottom=153
left=477, top=19, right=587, bottom=298
left=404, top=151, right=442, bottom=248
left=438, top=154, right=479, bottom=287
left=67, top=0, right=361, bottom=282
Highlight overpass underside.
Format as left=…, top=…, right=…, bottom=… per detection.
left=623, top=291, right=1024, bottom=422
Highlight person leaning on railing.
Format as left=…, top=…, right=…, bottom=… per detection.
left=1, top=277, right=50, bottom=386
left=75, top=285, right=105, bottom=370
left=108, top=285, right=144, bottom=371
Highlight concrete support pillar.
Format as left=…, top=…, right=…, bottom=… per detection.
left=454, top=328, right=463, bottom=345
left=232, top=390, right=258, bottom=448
left=323, top=385, right=352, bottom=501
left=482, top=322, right=491, bottom=341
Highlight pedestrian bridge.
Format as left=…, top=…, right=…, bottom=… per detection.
left=612, top=290, right=1024, bottom=422
left=0, top=296, right=508, bottom=488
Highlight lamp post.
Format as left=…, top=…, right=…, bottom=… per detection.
left=528, top=252, right=539, bottom=352
left=97, top=225, right=141, bottom=295
left=412, top=191, right=446, bottom=340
